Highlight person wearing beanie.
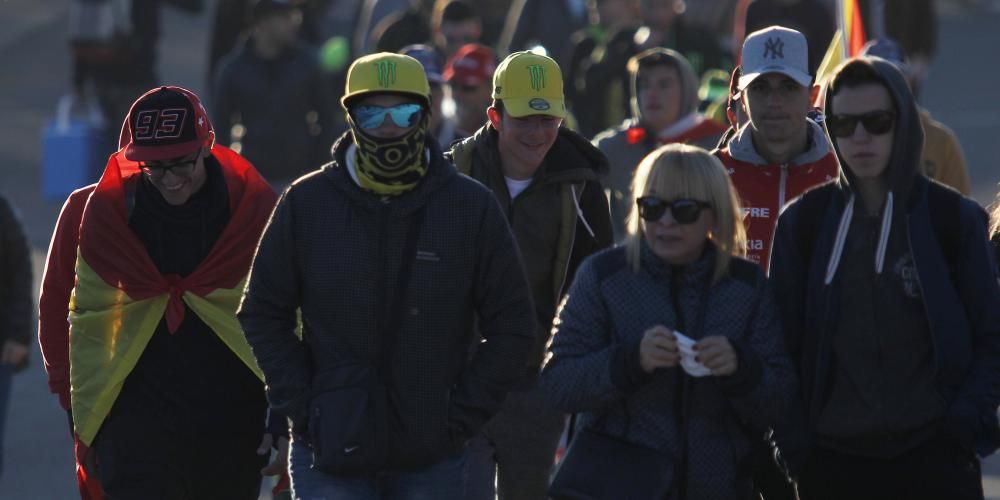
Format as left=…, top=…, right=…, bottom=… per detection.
left=448, top=50, right=613, bottom=500
left=238, top=52, right=536, bottom=498
left=594, top=47, right=727, bottom=242
left=770, top=55, right=1000, bottom=499
left=42, top=85, right=280, bottom=497
left=714, top=26, right=839, bottom=272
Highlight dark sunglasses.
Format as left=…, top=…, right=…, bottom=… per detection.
left=140, top=153, right=199, bottom=179
left=352, top=103, right=423, bottom=130
left=826, top=110, right=895, bottom=138
left=636, top=196, right=711, bottom=224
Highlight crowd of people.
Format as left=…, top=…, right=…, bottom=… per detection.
left=0, top=0, right=997, bottom=499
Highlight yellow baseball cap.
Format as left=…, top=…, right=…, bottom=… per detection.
left=341, top=52, right=431, bottom=109
left=492, top=51, right=565, bottom=118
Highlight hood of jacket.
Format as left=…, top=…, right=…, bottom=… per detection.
left=450, top=123, right=609, bottom=186
left=320, top=130, right=457, bottom=216
left=629, top=48, right=701, bottom=124
left=727, top=118, right=832, bottom=167
left=823, top=56, right=924, bottom=214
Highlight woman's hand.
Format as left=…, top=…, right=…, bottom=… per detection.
left=639, top=325, right=680, bottom=373
left=694, top=336, right=739, bottom=376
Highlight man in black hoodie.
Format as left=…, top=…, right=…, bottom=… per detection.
left=238, top=52, right=536, bottom=498
left=449, top=51, right=613, bottom=500
left=770, top=57, right=1000, bottom=499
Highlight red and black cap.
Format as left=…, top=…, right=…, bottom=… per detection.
left=123, top=86, right=214, bottom=162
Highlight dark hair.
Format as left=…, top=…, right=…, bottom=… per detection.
left=491, top=99, right=505, bottom=118
left=829, top=60, right=888, bottom=100
left=434, top=0, right=479, bottom=28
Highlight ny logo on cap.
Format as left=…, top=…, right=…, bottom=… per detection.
left=763, top=38, right=784, bottom=60
left=527, top=64, right=546, bottom=91
left=376, top=61, right=397, bottom=88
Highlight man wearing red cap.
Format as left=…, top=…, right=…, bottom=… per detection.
left=42, top=86, right=280, bottom=498
left=444, top=43, right=496, bottom=140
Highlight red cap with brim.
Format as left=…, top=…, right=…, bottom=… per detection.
left=123, top=86, right=215, bottom=162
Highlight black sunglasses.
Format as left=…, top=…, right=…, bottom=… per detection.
left=140, top=152, right=200, bottom=179
left=826, top=110, right=895, bottom=138
left=636, top=197, right=711, bottom=224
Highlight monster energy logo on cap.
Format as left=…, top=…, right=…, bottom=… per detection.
left=376, top=61, right=397, bottom=88
left=527, top=64, right=545, bottom=91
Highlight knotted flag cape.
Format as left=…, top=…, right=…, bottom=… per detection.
left=69, top=145, right=277, bottom=446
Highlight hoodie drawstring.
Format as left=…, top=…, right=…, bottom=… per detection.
left=824, top=192, right=894, bottom=285
left=571, top=184, right=596, bottom=238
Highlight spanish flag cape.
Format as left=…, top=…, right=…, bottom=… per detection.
left=68, top=145, right=278, bottom=446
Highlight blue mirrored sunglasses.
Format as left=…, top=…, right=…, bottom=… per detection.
left=352, top=103, right=423, bottom=130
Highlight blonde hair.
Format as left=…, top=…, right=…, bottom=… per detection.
left=624, top=143, right=746, bottom=283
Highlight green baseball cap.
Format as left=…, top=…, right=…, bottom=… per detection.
left=492, top=51, right=565, bottom=118
left=341, top=52, right=431, bottom=109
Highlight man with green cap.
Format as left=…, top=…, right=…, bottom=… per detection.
left=448, top=50, right=613, bottom=500
left=238, top=52, right=537, bottom=498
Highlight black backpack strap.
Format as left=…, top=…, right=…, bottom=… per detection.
left=925, top=182, right=962, bottom=282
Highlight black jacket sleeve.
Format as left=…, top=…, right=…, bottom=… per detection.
left=447, top=194, right=536, bottom=443
left=237, top=192, right=312, bottom=430
left=0, top=196, right=33, bottom=350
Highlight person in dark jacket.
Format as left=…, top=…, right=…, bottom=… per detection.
left=448, top=50, right=613, bottom=500
left=769, top=56, right=1000, bottom=499
left=594, top=48, right=726, bottom=242
left=237, top=52, right=536, bottom=499
left=542, top=143, right=794, bottom=499
left=0, top=194, right=31, bottom=477
left=213, top=0, right=334, bottom=186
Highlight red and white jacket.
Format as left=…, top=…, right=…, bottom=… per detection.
left=715, top=120, right=839, bottom=272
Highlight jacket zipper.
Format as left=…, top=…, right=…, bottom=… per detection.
left=779, top=163, right=789, bottom=209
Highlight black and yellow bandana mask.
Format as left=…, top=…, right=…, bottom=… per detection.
left=348, top=112, right=429, bottom=196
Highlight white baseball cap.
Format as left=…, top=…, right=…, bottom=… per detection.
left=738, top=26, right=811, bottom=90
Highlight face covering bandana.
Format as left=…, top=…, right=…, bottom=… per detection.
left=348, top=111, right=429, bottom=196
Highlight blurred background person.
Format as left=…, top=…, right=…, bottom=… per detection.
left=565, top=0, right=642, bottom=136
left=213, top=0, right=334, bottom=186
left=594, top=48, right=726, bottom=241
left=432, top=0, right=483, bottom=59
left=401, top=44, right=463, bottom=146
left=500, top=0, right=589, bottom=67
left=443, top=43, right=497, bottom=141
left=574, top=0, right=728, bottom=137
left=0, top=194, right=31, bottom=478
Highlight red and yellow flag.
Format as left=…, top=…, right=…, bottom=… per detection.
left=68, top=145, right=277, bottom=445
left=813, top=0, right=868, bottom=106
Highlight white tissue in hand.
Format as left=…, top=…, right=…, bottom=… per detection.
left=674, top=331, right=711, bottom=377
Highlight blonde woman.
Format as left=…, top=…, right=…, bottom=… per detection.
left=541, top=144, right=795, bottom=499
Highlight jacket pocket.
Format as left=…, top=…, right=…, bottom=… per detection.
left=308, top=362, right=389, bottom=475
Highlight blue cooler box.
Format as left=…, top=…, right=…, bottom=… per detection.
left=40, top=97, right=113, bottom=200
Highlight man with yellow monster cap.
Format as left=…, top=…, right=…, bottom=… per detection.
left=238, top=53, right=536, bottom=498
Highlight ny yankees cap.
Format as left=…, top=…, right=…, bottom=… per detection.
left=492, top=51, right=565, bottom=118
left=123, top=86, right=215, bottom=162
left=738, top=26, right=812, bottom=91
left=445, top=43, right=496, bottom=87
left=341, top=52, right=431, bottom=110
